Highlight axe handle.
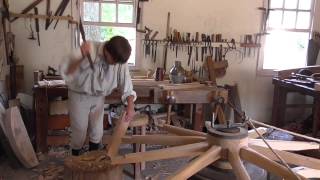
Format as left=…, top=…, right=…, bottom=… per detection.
left=79, top=18, right=95, bottom=70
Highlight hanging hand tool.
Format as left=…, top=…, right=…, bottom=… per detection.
left=136, top=0, right=149, bottom=26
left=45, top=0, right=52, bottom=29
left=153, top=41, right=157, bottom=63
left=247, top=34, right=253, bottom=57
left=45, top=0, right=69, bottom=30
left=219, top=44, right=223, bottom=61
left=187, top=45, right=193, bottom=66
left=214, top=46, right=218, bottom=62
left=79, top=18, right=94, bottom=70
left=10, top=0, right=44, bottom=22
left=34, top=7, right=40, bottom=46
left=201, top=34, right=206, bottom=62
left=163, top=12, right=170, bottom=70
left=207, top=35, right=212, bottom=56
left=53, top=0, right=70, bottom=29
left=216, top=34, right=222, bottom=42
left=27, top=18, right=36, bottom=40
left=195, top=32, right=199, bottom=61
left=150, top=31, right=159, bottom=40
left=151, top=41, right=154, bottom=59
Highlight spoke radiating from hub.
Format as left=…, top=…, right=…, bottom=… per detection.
left=228, top=149, right=250, bottom=180
left=160, top=124, right=207, bottom=137
left=240, top=147, right=303, bottom=180
left=111, top=142, right=210, bottom=165
left=168, top=145, right=222, bottom=180
left=250, top=144, right=320, bottom=170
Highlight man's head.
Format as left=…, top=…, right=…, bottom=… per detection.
left=103, top=36, right=132, bottom=65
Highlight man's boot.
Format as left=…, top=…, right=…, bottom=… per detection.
left=89, top=141, right=100, bottom=151
left=72, top=149, right=81, bottom=156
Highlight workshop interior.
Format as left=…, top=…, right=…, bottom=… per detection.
left=0, top=0, right=320, bottom=179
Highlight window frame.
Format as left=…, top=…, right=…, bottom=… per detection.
left=256, top=0, right=315, bottom=76
left=81, top=0, right=138, bottom=68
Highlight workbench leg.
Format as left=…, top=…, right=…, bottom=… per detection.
left=133, top=127, right=142, bottom=180
left=271, top=84, right=287, bottom=127
left=193, top=104, right=204, bottom=131
left=141, top=125, right=146, bottom=170
left=34, top=89, right=49, bottom=153
left=312, top=97, right=320, bottom=137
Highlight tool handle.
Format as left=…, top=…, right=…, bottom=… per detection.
left=34, top=8, right=39, bottom=32
left=79, top=18, right=94, bottom=70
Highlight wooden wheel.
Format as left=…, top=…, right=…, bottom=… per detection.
left=65, top=113, right=320, bottom=180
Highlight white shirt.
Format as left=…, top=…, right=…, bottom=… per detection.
left=59, top=41, right=137, bottom=104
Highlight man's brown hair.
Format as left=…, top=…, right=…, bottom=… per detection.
left=104, top=36, right=132, bottom=64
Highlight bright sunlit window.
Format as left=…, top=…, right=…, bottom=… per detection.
left=82, top=0, right=136, bottom=65
left=260, top=0, right=314, bottom=73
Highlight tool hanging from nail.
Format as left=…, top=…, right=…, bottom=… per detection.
left=34, top=7, right=40, bottom=46
left=45, top=0, right=51, bottom=29
left=79, top=18, right=94, bottom=71
left=153, top=41, right=157, bottom=63
left=27, top=17, right=36, bottom=40
left=10, top=0, right=44, bottom=22
left=195, top=32, right=199, bottom=61
left=187, top=45, right=193, bottom=66
left=45, top=0, right=70, bottom=30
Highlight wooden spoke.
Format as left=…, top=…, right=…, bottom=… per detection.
left=123, top=135, right=206, bottom=146
left=111, top=142, right=210, bottom=165
left=228, top=150, right=250, bottom=180
left=160, top=124, right=207, bottom=137
left=249, top=139, right=320, bottom=151
left=240, top=147, right=303, bottom=180
left=168, top=146, right=222, bottom=180
left=293, top=167, right=320, bottom=179
left=106, top=112, right=129, bottom=157
left=250, top=144, right=320, bottom=170
left=248, top=127, right=268, bottom=139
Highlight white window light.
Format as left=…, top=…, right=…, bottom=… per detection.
left=82, top=0, right=137, bottom=66
left=257, top=0, right=315, bottom=76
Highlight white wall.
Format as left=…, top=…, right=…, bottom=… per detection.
left=139, top=0, right=320, bottom=123
left=139, top=0, right=276, bottom=122
left=9, top=0, right=320, bottom=123
left=9, top=0, right=76, bottom=94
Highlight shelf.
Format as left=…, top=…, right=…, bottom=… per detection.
left=142, top=39, right=260, bottom=48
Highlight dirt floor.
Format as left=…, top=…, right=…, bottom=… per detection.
left=0, top=129, right=305, bottom=180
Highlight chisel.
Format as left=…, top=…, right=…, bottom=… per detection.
left=196, top=32, right=199, bottom=61
left=79, top=18, right=95, bottom=70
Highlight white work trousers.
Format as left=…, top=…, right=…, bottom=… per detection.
left=68, top=91, right=105, bottom=149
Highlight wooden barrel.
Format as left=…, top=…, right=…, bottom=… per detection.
left=64, top=151, right=123, bottom=180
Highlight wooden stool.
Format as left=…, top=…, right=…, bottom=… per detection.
left=64, top=151, right=123, bottom=180
left=128, top=114, right=149, bottom=180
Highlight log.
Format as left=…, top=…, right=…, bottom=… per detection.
left=64, top=151, right=123, bottom=180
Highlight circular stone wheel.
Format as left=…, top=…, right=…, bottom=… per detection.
left=64, top=151, right=123, bottom=180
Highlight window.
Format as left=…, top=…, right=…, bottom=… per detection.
left=82, top=0, right=136, bottom=65
left=258, top=0, right=314, bottom=74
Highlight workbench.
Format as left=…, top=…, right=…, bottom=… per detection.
left=272, top=78, right=320, bottom=137
left=33, top=80, right=226, bottom=152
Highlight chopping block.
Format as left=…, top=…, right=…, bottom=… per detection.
left=64, top=151, right=123, bottom=180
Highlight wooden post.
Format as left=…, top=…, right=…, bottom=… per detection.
left=312, top=96, right=320, bottom=137
left=193, top=104, right=204, bottom=131
left=34, top=87, right=49, bottom=152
